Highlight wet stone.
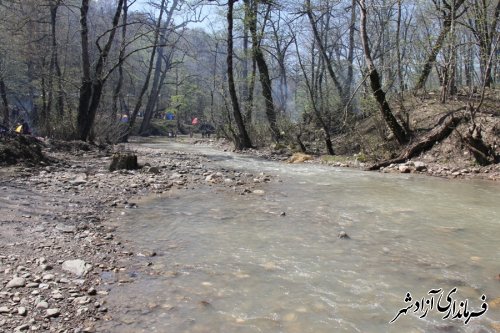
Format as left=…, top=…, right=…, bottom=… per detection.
left=338, top=231, right=350, bottom=239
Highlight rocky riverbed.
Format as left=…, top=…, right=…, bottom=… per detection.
left=1, top=136, right=498, bottom=332
left=0, top=139, right=271, bottom=332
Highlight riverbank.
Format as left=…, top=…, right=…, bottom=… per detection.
left=1, top=136, right=499, bottom=332
left=0, top=138, right=271, bottom=332
left=192, top=137, right=500, bottom=181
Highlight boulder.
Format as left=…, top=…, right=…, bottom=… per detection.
left=62, top=259, right=92, bottom=277
left=109, top=152, right=138, bottom=171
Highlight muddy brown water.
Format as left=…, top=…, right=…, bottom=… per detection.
left=100, top=140, right=500, bottom=333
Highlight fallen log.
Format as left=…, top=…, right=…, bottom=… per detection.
left=368, top=111, right=465, bottom=170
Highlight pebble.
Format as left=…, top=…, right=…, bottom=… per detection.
left=74, top=296, right=91, bottom=305
left=45, top=308, right=60, bottom=318
left=56, top=224, right=77, bottom=233
left=14, top=323, right=29, bottom=331
left=17, top=307, right=27, bottom=316
left=36, top=301, right=49, bottom=309
left=0, top=306, right=10, bottom=314
left=42, top=274, right=55, bottom=281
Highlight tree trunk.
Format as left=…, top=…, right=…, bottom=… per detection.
left=345, top=0, right=356, bottom=100
left=369, top=110, right=465, bottom=170
left=359, top=0, right=409, bottom=145
left=414, top=0, right=466, bottom=91
left=140, top=0, right=178, bottom=135
left=112, top=0, right=128, bottom=119
left=248, top=0, right=281, bottom=142
left=227, top=0, right=252, bottom=149
left=46, top=1, right=63, bottom=135
left=305, top=0, right=344, bottom=103
left=77, top=0, right=124, bottom=141
left=125, top=0, right=167, bottom=141
left=294, top=33, right=335, bottom=155
left=0, top=76, right=9, bottom=126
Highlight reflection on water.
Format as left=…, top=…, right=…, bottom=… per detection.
left=101, top=141, right=500, bottom=333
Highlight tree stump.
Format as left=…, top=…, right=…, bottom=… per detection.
left=109, top=152, right=138, bottom=171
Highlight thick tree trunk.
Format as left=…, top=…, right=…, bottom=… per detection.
left=359, top=0, right=409, bottom=144
left=227, top=0, right=252, bottom=149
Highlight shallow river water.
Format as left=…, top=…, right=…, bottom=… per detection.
left=100, top=140, right=500, bottom=333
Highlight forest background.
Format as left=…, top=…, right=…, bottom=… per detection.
left=0, top=0, right=498, bottom=166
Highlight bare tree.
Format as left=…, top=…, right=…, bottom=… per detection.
left=359, top=0, right=409, bottom=144
left=414, top=0, right=467, bottom=91
left=247, top=0, right=281, bottom=142
left=227, top=0, right=253, bottom=149
left=76, top=0, right=125, bottom=141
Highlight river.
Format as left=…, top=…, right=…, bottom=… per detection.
left=99, top=140, right=500, bottom=333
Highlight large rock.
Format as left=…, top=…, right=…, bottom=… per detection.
left=414, top=161, right=427, bottom=171
left=6, top=277, right=26, bottom=288
left=109, top=153, right=138, bottom=171
left=62, top=259, right=92, bottom=277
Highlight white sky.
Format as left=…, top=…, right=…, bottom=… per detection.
left=128, top=0, right=222, bottom=31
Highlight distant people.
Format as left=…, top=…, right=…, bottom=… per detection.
left=15, top=119, right=31, bottom=135
left=120, top=114, right=129, bottom=123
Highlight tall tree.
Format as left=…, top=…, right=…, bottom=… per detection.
left=247, top=0, right=281, bottom=142
left=414, top=0, right=466, bottom=91
left=126, top=0, right=167, bottom=141
left=139, top=0, right=180, bottom=135
left=305, top=0, right=344, bottom=102
left=359, top=0, right=409, bottom=144
left=468, top=0, right=500, bottom=87
left=76, top=0, right=125, bottom=141
left=227, top=0, right=252, bottom=149
left=112, top=0, right=129, bottom=119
